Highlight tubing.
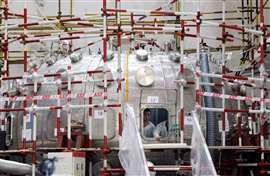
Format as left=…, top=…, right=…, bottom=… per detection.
left=200, top=49, right=217, bottom=159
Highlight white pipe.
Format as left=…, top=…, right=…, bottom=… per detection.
left=0, top=159, right=36, bottom=175
left=202, top=21, right=263, bottom=35
left=103, top=0, right=108, bottom=170
left=32, top=72, right=38, bottom=176
left=120, top=9, right=196, bottom=16
left=143, top=143, right=188, bottom=149
left=200, top=72, right=270, bottom=83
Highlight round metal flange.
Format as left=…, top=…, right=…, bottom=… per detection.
left=93, top=66, right=113, bottom=87
left=135, top=66, right=155, bottom=87
left=70, top=52, right=82, bottom=63
left=136, top=49, right=149, bottom=61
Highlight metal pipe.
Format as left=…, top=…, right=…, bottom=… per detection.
left=0, top=158, right=39, bottom=175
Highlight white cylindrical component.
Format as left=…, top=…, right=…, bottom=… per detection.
left=57, top=98, right=61, bottom=122
left=201, top=107, right=224, bottom=112
left=180, top=130, right=184, bottom=144
left=261, top=133, right=265, bottom=160
left=237, top=100, right=242, bottom=147
left=32, top=113, right=37, bottom=158
left=252, top=121, right=256, bottom=135
left=103, top=0, right=108, bottom=171
left=180, top=84, right=184, bottom=143
left=67, top=66, right=72, bottom=148
left=248, top=117, right=252, bottom=135
left=88, top=113, right=92, bottom=144
left=32, top=164, right=35, bottom=176
left=22, top=114, right=27, bottom=143
left=67, top=111, right=71, bottom=143
left=238, top=137, right=242, bottom=147
left=222, top=131, right=225, bottom=146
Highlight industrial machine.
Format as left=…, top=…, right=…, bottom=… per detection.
left=0, top=0, right=269, bottom=176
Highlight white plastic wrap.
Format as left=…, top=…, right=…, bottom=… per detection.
left=191, top=111, right=217, bottom=176
left=118, top=105, right=150, bottom=176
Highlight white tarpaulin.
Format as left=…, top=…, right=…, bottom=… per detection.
left=118, top=105, right=150, bottom=176
left=191, top=111, right=217, bottom=176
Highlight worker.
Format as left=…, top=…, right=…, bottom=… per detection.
left=143, top=108, right=155, bottom=138
left=153, top=120, right=169, bottom=141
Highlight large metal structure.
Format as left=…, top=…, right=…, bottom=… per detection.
left=0, top=0, right=269, bottom=175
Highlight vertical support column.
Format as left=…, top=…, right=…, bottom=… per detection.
left=251, top=34, right=256, bottom=136
left=0, top=0, right=8, bottom=134
left=179, top=20, right=185, bottom=144
left=23, top=3, right=27, bottom=73
left=22, top=99, right=27, bottom=149
left=32, top=68, right=38, bottom=176
left=259, top=0, right=265, bottom=161
left=3, top=0, right=8, bottom=77
left=130, top=12, right=134, bottom=50
left=69, top=0, right=73, bottom=51
left=88, top=95, right=93, bottom=147
left=125, top=49, right=129, bottom=103
left=221, top=0, right=226, bottom=147
left=175, top=0, right=180, bottom=51
left=22, top=1, right=27, bottom=151
left=56, top=76, right=61, bottom=145
left=67, top=65, right=72, bottom=149
left=196, top=11, right=201, bottom=65
left=102, top=0, right=108, bottom=175
left=237, top=110, right=242, bottom=146
left=237, top=98, right=242, bottom=146
left=241, top=0, right=245, bottom=58
left=116, top=0, right=123, bottom=136
left=0, top=0, right=3, bottom=132
left=195, top=11, right=201, bottom=107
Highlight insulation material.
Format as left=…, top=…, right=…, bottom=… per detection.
left=118, top=105, right=150, bottom=176
left=191, top=111, right=217, bottom=176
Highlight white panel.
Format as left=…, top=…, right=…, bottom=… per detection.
left=48, top=152, right=73, bottom=176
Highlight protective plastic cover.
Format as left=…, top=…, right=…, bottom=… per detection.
left=191, top=111, right=217, bottom=176
left=118, top=105, right=150, bottom=176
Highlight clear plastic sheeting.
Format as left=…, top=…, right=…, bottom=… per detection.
left=191, top=111, right=217, bottom=176
left=118, top=105, right=150, bottom=176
